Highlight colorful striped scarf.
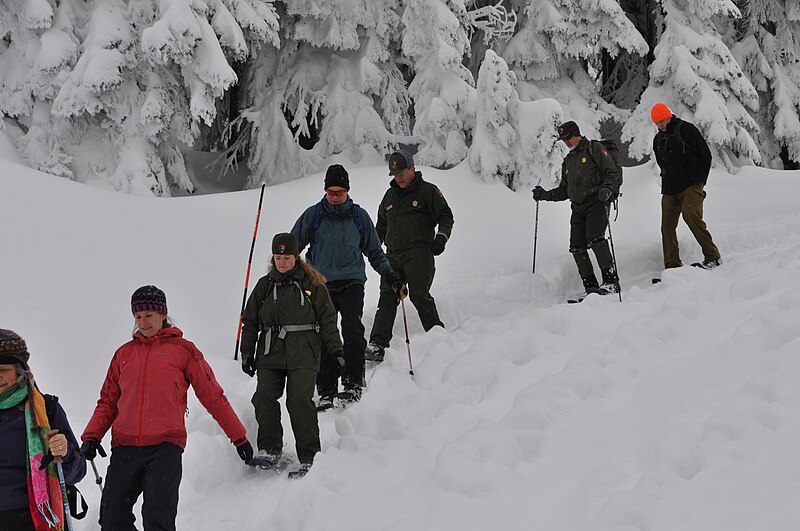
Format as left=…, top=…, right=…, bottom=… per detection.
left=0, top=379, right=65, bottom=530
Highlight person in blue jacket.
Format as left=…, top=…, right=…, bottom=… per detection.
left=0, top=329, right=86, bottom=531
left=291, top=165, right=403, bottom=410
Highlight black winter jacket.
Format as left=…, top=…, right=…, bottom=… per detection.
left=652, top=117, right=712, bottom=195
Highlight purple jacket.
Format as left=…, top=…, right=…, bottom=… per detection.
left=0, top=397, right=87, bottom=512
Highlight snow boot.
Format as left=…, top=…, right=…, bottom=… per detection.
left=288, top=463, right=312, bottom=479
left=600, top=267, right=620, bottom=294
left=316, top=395, right=335, bottom=412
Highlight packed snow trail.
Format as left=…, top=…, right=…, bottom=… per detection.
left=2, top=157, right=800, bottom=530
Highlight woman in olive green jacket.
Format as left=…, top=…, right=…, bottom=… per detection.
left=240, top=233, right=343, bottom=477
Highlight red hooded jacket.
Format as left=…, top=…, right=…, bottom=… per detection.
left=82, top=327, right=246, bottom=449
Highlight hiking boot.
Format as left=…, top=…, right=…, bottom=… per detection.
left=364, top=343, right=385, bottom=363
left=316, top=396, right=335, bottom=412
left=692, top=258, right=721, bottom=270
left=581, top=273, right=600, bottom=292
left=600, top=267, right=620, bottom=294
left=288, top=463, right=312, bottom=479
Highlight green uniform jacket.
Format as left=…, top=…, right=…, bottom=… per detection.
left=376, top=171, right=454, bottom=251
left=240, top=266, right=342, bottom=370
left=550, top=138, right=621, bottom=205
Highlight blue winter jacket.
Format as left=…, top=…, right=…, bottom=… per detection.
left=291, top=197, right=392, bottom=283
left=0, top=396, right=86, bottom=512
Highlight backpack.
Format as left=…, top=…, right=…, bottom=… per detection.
left=593, top=139, right=623, bottom=195
left=307, top=201, right=365, bottom=247
left=43, top=394, right=89, bottom=520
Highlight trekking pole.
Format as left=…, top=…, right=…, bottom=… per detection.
left=234, top=182, right=266, bottom=360
left=605, top=206, right=622, bottom=303
left=54, top=458, right=75, bottom=531
left=532, top=200, right=540, bottom=274
left=400, top=298, right=415, bottom=379
left=89, top=458, right=103, bottom=492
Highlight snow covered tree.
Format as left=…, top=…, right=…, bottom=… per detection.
left=235, top=0, right=411, bottom=187
left=622, top=0, right=761, bottom=171
left=469, top=49, right=563, bottom=190
left=0, top=0, right=279, bottom=195
left=402, top=0, right=477, bottom=168
left=729, top=0, right=800, bottom=168
left=498, top=0, right=648, bottom=140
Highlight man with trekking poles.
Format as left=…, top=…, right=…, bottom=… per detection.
left=532, top=121, right=622, bottom=296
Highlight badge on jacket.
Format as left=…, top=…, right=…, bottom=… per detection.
left=412, top=200, right=418, bottom=207
left=581, top=157, right=587, bottom=163
left=386, top=204, right=394, bottom=211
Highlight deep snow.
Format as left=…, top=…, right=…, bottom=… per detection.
left=2, top=140, right=800, bottom=530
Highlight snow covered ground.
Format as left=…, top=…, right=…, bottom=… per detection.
left=2, top=143, right=800, bottom=530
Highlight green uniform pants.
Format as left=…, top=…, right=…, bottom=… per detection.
left=252, top=368, right=319, bottom=464
left=661, top=183, right=720, bottom=269
left=569, top=200, right=613, bottom=279
left=370, top=247, right=443, bottom=348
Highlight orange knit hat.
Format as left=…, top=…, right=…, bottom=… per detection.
left=651, top=102, right=673, bottom=122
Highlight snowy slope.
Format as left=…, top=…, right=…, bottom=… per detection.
left=2, top=156, right=800, bottom=530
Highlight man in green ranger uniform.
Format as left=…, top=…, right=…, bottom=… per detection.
left=366, top=151, right=455, bottom=361
left=532, top=121, right=622, bottom=294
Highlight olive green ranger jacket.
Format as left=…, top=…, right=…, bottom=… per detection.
left=376, top=172, right=454, bottom=252
left=240, top=266, right=342, bottom=371
left=549, top=138, right=621, bottom=205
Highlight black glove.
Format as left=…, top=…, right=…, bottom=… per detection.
left=332, top=352, right=346, bottom=376
left=384, top=270, right=407, bottom=302
left=241, top=356, right=256, bottom=377
left=430, top=234, right=447, bottom=256
left=80, top=439, right=107, bottom=460
left=532, top=186, right=549, bottom=201
left=235, top=439, right=254, bottom=464
left=598, top=187, right=613, bottom=202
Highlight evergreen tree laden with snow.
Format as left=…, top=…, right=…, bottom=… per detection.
left=622, top=0, right=761, bottom=171
left=730, top=0, right=800, bottom=168
left=469, top=49, right=563, bottom=191
left=236, top=0, right=410, bottom=188
left=0, top=0, right=279, bottom=196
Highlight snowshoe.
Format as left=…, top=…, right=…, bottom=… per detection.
left=287, top=463, right=312, bottom=480
left=336, top=388, right=362, bottom=407
left=248, top=451, right=288, bottom=471
left=316, top=396, right=335, bottom=412
left=691, top=259, right=721, bottom=270
left=364, top=343, right=385, bottom=363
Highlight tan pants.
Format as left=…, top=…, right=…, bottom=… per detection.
left=661, top=183, right=720, bottom=268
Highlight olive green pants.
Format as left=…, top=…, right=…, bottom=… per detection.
left=661, top=184, right=720, bottom=269
left=252, top=368, right=319, bottom=464
left=569, top=200, right=613, bottom=279
left=369, top=247, right=443, bottom=348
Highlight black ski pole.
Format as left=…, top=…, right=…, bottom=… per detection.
left=89, top=458, right=103, bottom=492
left=605, top=205, right=622, bottom=302
left=532, top=199, right=540, bottom=274
left=55, top=459, right=75, bottom=531
left=234, top=182, right=266, bottom=360
left=400, top=297, right=414, bottom=379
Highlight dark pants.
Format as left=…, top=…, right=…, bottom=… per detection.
left=252, top=368, right=319, bottom=465
left=661, top=184, right=720, bottom=268
left=0, top=508, right=35, bottom=531
left=99, top=443, right=183, bottom=531
left=318, top=282, right=366, bottom=398
left=569, top=200, right=613, bottom=278
left=370, top=247, right=443, bottom=348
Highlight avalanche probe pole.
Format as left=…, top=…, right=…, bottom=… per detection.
left=532, top=200, right=540, bottom=274
left=400, top=298, right=415, bottom=379
left=605, top=205, right=622, bottom=303
left=234, top=182, right=266, bottom=360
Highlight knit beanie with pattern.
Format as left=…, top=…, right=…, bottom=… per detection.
left=131, top=285, right=168, bottom=315
left=0, top=329, right=30, bottom=367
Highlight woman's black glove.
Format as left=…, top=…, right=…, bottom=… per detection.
left=235, top=439, right=254, bottom=464
left=80, top=439, right=107, bottom=460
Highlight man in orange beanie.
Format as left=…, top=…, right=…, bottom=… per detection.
left=651, top=103, right=721, bottom=270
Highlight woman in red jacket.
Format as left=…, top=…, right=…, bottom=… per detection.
left=81, top=285, right=253, bottom=531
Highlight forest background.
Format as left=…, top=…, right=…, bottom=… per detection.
left=0, top=0, right=797, bottom=196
